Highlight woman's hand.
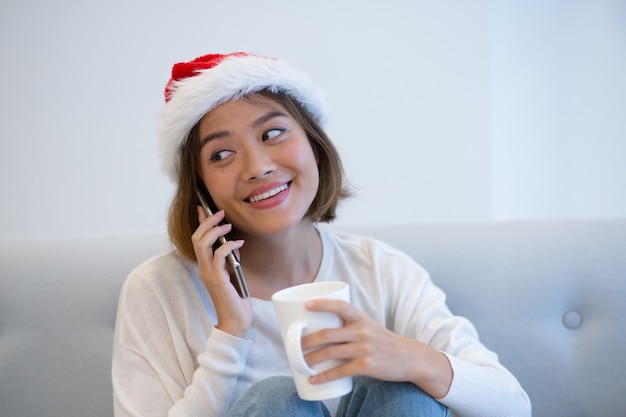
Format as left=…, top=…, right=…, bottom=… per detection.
left=192, top=207, right=252, bottom=339
left=300, top=299, right=453, bottom=399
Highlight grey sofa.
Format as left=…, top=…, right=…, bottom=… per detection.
left=1, top=220, right=625, bottom=416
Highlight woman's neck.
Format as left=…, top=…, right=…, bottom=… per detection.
left=236, top=220, right=322, bottom=300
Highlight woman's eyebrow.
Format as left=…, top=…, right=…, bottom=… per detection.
left=252, top=110, right=289, bottom=129
left=200, top=130, right=230, bottom=147
left=200, top=110, right=289, bottom=147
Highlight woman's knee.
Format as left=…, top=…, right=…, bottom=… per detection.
left=240, top=375, right=297, bottom=398
left=338, top=376, right=449, bottom=417
left=228, top=376, right=330, bottom=417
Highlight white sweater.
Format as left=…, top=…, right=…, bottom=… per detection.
left=112, top=227, right=531, bottom=417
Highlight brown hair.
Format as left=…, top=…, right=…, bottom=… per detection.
left=167, top=90, right=351, bottom=261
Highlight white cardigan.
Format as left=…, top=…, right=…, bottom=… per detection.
left=112, top=226, right=530, bottom=417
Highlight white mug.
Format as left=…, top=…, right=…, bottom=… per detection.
left=272, top=281, right=353, bottom=401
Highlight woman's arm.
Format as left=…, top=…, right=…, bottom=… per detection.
left=302, top=299, right=453, bottom=399
left=300, top=235, right=531, bottom=417
left=111, top=252, right=252, bottom=417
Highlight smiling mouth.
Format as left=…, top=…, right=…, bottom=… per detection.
left=247, top=183, right=290, bottom=203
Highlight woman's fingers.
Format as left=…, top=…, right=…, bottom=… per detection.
left=192, top=208, right=226, bottom=246
left=300, top=299, right=361, bottom=355
left=301, top=299, right=419, bottom=384
left=192, top=206, right=252, bottom=337
left=192, top=207, right=236, bottom=286
left=306, top=299, right=358, bottom=320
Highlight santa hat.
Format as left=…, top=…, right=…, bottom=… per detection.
left=158, top=52, right=328, bottom=183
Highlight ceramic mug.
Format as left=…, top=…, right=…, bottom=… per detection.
left=272, top=281, right=353, bottom=401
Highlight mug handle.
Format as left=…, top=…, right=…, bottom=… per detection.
left=285, top=321, right=318, bottom=376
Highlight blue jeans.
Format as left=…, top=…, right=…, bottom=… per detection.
left=227, top=376, right=450, bottom=417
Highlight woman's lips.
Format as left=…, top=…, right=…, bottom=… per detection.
left=246, top=182, right=290, bottom=203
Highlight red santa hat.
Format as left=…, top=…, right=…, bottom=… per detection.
left=159, top=52, right=328, bottom=183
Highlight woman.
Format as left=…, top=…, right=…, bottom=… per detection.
left=112, top=52, right=531, bottom=417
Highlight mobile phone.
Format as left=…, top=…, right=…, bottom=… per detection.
left=196, top=189, right=250, bottom=298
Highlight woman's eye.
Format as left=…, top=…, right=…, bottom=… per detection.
left=210, top=149, right=234, bottom=161
left=262, top=128, right=284, bottom=141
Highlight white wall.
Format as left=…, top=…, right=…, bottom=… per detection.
left=489, top=0, right=626, bottom=220
left=0, top=1, right=624, bottom=238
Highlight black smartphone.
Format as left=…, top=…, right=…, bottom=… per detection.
left=196, top=188, right=249, bottom=298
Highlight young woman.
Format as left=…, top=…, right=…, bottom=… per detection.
left=112, top=52, right=531, bottom=417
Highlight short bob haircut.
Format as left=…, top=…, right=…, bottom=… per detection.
left=167, top=90, right=351, bottom=262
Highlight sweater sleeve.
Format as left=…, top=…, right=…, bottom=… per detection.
left=410, top=275, right=531, bottom=417
left=370, top=241, right=532, bottom=417
left=112, top=253, right=253, bottom=417
left=440, top=354, right=530, bottom=417
left=170, top=329, right=253, bottom=416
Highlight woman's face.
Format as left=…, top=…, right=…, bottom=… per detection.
left=197, top=94, right=319, bottom=236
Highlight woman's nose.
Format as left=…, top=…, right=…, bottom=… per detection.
left=241, top=144, right=276, bottom=180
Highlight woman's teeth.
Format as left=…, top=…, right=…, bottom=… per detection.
left=249, top=184, right=288, bottom=203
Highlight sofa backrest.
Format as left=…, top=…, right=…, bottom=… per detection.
left=1, top=220, right=624, bottom=417
left=359, top=220, right=626, bottom=417
left=0, top=234, right=171, bottom=417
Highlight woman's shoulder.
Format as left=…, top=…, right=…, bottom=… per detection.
left=317, top=226, right=433, bottom=323
left=318, top=226, right=427, bottom=287
left=121, top=249, right=197, bottom=297
left=320, top=225, right=417, bottom=264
